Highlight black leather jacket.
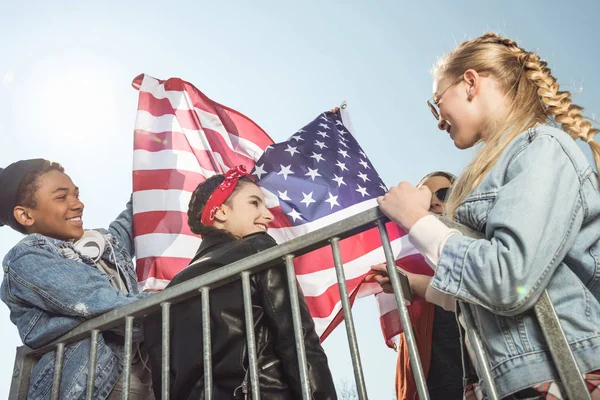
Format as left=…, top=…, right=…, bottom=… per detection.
left=144, top=232, right=337, bottom=399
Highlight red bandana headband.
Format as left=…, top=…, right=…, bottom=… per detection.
left=201, top=165, right=254, bottom=226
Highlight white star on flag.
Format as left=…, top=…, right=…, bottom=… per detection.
left=358, top=172, right=370, bottom=182
left=287, top=208, right=303, bottom=222
left=305, top=167, right=322, bottom=181
left=253, top=163, right=267, bottom=179
left=325, top=192, right=340, bottom=209
left=314, top=140, right=328, bottom=149
left=358, top=159, right=370, bottom=169
left=318, top=123, right=331, bottom=130
left=335, top=160, right=348, bottom=172
left=316, top=131, right=329, bottom=138
left=278, top=164, right=295, bottom=180
left=356, top=184, right=369, bottom=197
left=300, top=192, right=316, bottom=207
left=332, top=174, right=347, bottom=187
left=284, top=144, right=299, bottom=157
left=311, top=152, right=325, bottom=163
left=278, top=190, right=291, bottom=201
left=291, top=135, right=305, bottom=142
left=338, top=149, right=350, bottom=159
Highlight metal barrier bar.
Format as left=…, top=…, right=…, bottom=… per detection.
left=9, top=206, right=591, bottom=400
left=50, top=343, right=64, bottom=400
left=439, top=215, right=590, bottom=399
left=161, top=303, right=170, bottom=400
left=10, top=346, right=35, bottom=400
left=241, top=271, right=260, bottom=399
left=85, top=330, right=99, bottom=400
left=20, top=208, right=390, bottom=361
left=377, top=220, right=430, bottom=400
left=121, top=316, right=134, bottom=400
left=330, top=237, right=368, bottom=400
left=284, top=254, right=311, bottom=400
left=535, top=291, right=590, bottom=400
left=201, top=287, right=213, bottom=400
left=459, top=302, right=500, bottom=400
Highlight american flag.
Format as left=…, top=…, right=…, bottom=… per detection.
left=131, top=74, right=430, bottom=345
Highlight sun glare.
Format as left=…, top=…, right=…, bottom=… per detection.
left=16, top=52, right=121, bottom=148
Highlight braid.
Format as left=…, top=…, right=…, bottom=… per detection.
left=523, top=53, right=600, bottom=168
left=438, top=32, right=600, bottom=217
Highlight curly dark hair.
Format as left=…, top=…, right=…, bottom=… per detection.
left=10, top=160, right=65, bottom=233
left=187, top=175, right=256, bottom=240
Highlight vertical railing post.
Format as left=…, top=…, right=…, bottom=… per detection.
left=330, top=237, right=368, bottom=400
left=121, top=316, right=134, bottom=400
left=9, top=346, right=36, bottom=400
left=376, top=221, right=430, bottom=400
left=85, top=330, right=99, bottom=400
left=241, top=271, right=261, bottom=399
left=201, top=287, right=213, bottom=400
left=161, top=302, right=171, bottom=400
left=284, top=254, right=311, bottom=400
left=50, top=343, right=65, bottom=400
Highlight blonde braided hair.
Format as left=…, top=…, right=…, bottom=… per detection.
left=436, top=33, right=600, bottom=217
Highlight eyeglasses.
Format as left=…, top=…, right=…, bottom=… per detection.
left=427, top=75, right=464, bottom=121
left=433, top=187, right=451, bottom=202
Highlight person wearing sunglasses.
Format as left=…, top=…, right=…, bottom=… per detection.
left=371, top=171, right=463, bottom=400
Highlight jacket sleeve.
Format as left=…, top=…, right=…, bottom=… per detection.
left=108, top=197, right=135, bottom=258
left=431, top=135, right=584, bottom=316
left=5, top=243, right=148, bottom=318
left=251, top=235, right=337, bottom=399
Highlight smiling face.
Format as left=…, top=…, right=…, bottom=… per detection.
left=215, top=181, right=274, bottom=238
left=14, top=170, right=85, bottom=241
left=432, top=73, right=485, bottom=150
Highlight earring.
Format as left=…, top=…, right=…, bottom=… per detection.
left=467, top=90, right=472, bottom=97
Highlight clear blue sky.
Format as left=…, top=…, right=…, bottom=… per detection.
left=1, top=1, right=599, bottom=398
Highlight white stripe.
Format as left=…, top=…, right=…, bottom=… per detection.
left=137, top=277, right=170, bottom=292
left=295, top=236, right=417, bottom=297
left=133, top=149, right=220, bottom=175
left=312, top=301, right=343, bottom=336
left=135, top=111, right=254, bottom=168
left=133, top=190, right=192, bottom=213
left=376, top=292, right=406, bottom=315
left=135, top=233, right=200, bottom=259
left=267, top=199, right=380, bottom=243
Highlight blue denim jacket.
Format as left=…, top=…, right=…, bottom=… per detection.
left=1, top=201, right=148, bottom=400
left=431, top=125, right=600, bottom=397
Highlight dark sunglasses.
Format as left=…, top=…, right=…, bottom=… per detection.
left=433, top=187, right=451, bottom=202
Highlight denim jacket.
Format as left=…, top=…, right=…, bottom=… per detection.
left=430, top=125, right=600, bottom=397
left=1, top=201, right=148, bottom=400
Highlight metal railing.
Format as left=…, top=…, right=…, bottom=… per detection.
left=8, top=207, right=589, bottom=399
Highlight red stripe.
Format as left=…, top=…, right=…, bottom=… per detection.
left=293, top=222, right=404, bottom=275
left=304, top=273, right=366, bottom=318
left=378, top=296, right=429, bottom=343
left=136, top=256, right=192, bottom=282
left=133, top=170, right=206, bottom=192
left=133, top=211, right=196, bottom=236
left=134, top=129, right=251, bottom=175
left=135, top=76, right=274, bottom=149
left=319, top=277, right=363, bottom=342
